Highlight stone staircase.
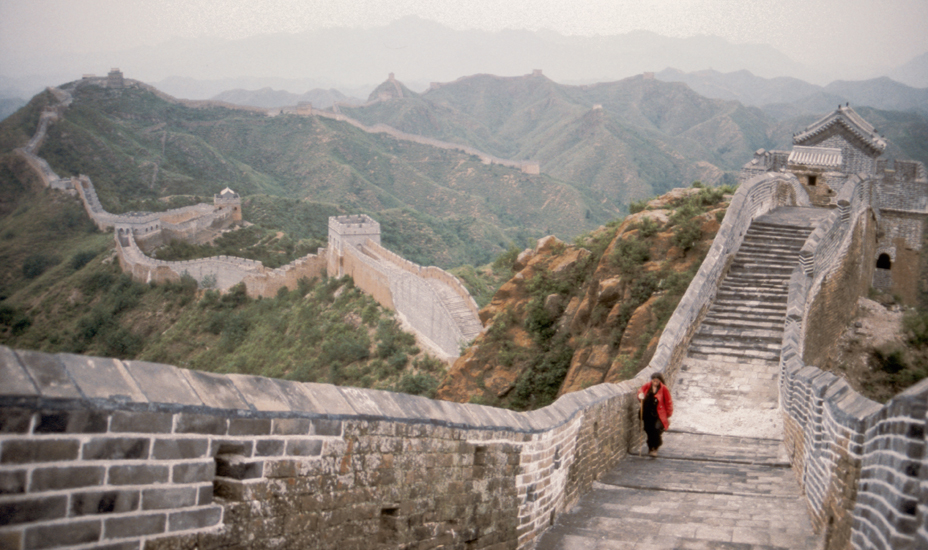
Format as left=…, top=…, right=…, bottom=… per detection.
left=536, top=207, right=831, bottom=549
left=686, top=217, right=818, bottom=365
left=426, top=279, right=483, bottom=342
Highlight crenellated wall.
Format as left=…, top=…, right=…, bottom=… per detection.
left=780, top=173, right=928, bottom=550
left=115, top=233, right=327, bottom=298
left=0, top=345, right=644, bottom=550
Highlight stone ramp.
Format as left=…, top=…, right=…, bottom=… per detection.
left=535, top=434, right=821, bottom=550
left=426, top=278, right=483, bottom=342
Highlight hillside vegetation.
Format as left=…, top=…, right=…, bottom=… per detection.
left=344, top=74, right=771, bottom=207
left=438, top=184, right=731, bottom=410
left=28, top=81, right=610, bottom=268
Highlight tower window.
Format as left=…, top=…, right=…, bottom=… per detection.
left=876, top=253, right=891, bottom=270
left=808, top=175, right=817, bottom=186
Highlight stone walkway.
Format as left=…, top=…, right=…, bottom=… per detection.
left=536, top=207, right=828, bottom=550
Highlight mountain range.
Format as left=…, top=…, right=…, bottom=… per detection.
left=5, top=15, right=928, bottom=106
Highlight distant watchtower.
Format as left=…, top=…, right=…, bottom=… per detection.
left=327, top=215, right=381, bottom=277
left=107, top=68, right=124, bottom=89
left=328, top=215, right=380, bottom=253
left=213, top=187, right=242, bottom=222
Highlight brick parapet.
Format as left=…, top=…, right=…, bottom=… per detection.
left=781, top=172, right=927, bottom=550
left=0, top=345, right=645, bottom=550
left=365, top=240, right=481, bottom=325
left=115, top=233, right=326, bottom=298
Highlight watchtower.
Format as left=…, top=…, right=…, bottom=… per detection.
left=107, top=68, right=124, bottom=89
left=213, top=187, right=242, bottom=222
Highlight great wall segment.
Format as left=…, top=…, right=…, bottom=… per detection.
left=1, top=74, right=928, bottom=549
left=12, top=73, right=484, bottom=360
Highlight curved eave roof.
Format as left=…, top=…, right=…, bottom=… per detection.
left=793, top=106, right=886, bottom=154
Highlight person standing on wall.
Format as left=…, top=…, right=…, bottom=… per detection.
left=638, top=373, right=673, bottom=457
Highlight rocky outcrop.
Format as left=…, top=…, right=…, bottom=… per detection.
left=437, top=187, right=729, bottom=409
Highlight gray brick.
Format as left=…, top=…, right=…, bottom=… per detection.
left=71, top=489, right=140, bottom=516
left=182, top=369, right=250, bottom=410
left=108, top=464, right=169, bottom=485
left=215, top=455, right=263, bottom=480
left=0, top=408, right=33, bottom=433
left=30, top=465, right=105, bottom=491
left=0, top=531, right=21, bottom=550
left=152, top=438, right=209, bottom=460
left=228, top=418, right=272, bottom=436
left=272, top=418, right=311, bottom=435
left=311, top=419, right=342, bottom=436
left=198, top=484, right=213, bottom=506
left=15, top=349, right=81, bottom=399
left=210, top=439, right=253, bottom=457
left=34, top=410, right=108, bottom=434
left=83, top=437, right=150, bottom=460
left=254, top=439, right=285, bottom=457
left=142, top=486, right=197, bottom=510
left=123, top=360, right=202, bottom=406
left=95, top=543, right=142, bottom=550
left=173, top=461, right=215, bottom=483
left=1, top=439, right=80, bottom=464
left=168, top=506, right=222, bottom=532
left=0, top=495, right=67, bottom=526
left=104, top=513, right=166, bottom=539
left=175, top=413, right=227, bottom=435
left=0, top=470, right=26, bottom=494
left=110, top=411, right=173, bottom=434
left=286, top=439, right=323, bottom=457
left=58, top=353, right=147, bottom=403
left=227, top=373, right=291, bottom=412
left=25, top=519, right=101, bottom=549
left=0, top=346, right=38, bottom=397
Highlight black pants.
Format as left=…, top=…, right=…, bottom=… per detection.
left=645, top=420, right=664, bottom=451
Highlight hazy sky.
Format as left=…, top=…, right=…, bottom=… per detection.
left=2, top=0, right=927, bottom=76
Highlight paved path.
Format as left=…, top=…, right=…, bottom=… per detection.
left=536, top=207, right=828, bottom=550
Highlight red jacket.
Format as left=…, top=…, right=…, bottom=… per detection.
left=638, top=381, right=673, bottom=430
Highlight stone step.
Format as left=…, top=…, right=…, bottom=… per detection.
left=710, top=300, right=787, bottom=312
left=687, top=347, right=781, bottom=363
left=701, top=317, right=784, bottom=331
left=695, top=326, right=783, bottom=340
left=688, top=337, right=782, bottom=351
left=715, top=289, right=788, bottom=301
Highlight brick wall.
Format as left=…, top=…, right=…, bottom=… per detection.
left=781, top=173, right=928, bottom=550
left=0, top=345, right=642, bottom=550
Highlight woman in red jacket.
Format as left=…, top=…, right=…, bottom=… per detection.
left=638, top=373, right=673, bottom=457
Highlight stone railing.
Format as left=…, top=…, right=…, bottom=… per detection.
left=644, top=171, right=810, bottom=384
left=780, top=174, right=928, bottom=550
left=0, top=345, right=650, bottom=550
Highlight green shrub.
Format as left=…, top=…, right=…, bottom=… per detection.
left=22, top=253, right=60, bottom=279
left=636, top=217, right=660, bottom=238
left=69, top=250, right=98, bottom=271
left=628, top=199, right=648, bottom=214
left=672, top=219, right=702, bottom=251
left=872, top=345, right=907, bottom=374
left=394, top=373, right=439, bottom=398
left=610, top=237, right=650, bottom=273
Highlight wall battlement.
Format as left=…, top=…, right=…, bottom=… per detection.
left=0, top=344, right=644, bottom=550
